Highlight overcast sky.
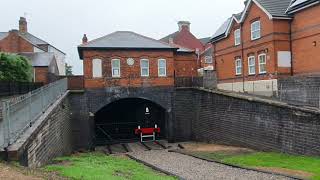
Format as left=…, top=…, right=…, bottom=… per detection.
left=0, top=0, right=244, bottom=74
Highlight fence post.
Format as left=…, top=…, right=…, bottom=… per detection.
left=2, top=101, right=11, bottom=147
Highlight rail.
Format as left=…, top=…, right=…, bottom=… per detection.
left=0, top=78, right=68, bottom=149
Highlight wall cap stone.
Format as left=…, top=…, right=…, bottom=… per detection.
left=177, top=87, right=320, bottom=115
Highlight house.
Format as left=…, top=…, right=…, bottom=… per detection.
left=287, top=0, right=320, bottom=75
left=0, top=17, right=66, bottom=75
left=211, top=0, right=293, bottom=96
left=19, top=52, right=59, bottom=84
left=161, top=21, right=214, bottom=76
left=77, top=31, right=198, bottom=89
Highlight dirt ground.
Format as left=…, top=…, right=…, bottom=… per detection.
left=0, top=162, right=65, bottom=180
left=180, top=142, right=254, bottom=153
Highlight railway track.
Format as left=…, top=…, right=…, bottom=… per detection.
left=98, top=141, right=167, bottom=154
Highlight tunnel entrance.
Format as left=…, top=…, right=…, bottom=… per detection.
left=94, top=98, right=167, bottom=145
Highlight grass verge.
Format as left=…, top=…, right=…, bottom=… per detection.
left=192, top=151, right=320, bottom=180
left=44, top=152, right=176, bottom=180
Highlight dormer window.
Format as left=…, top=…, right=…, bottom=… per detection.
left=251, top=21, right=261, bottom=40
left=234, top=29, right=241, bottom=46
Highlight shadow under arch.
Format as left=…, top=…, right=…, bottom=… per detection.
left=94, top=97, right=168, bottom=145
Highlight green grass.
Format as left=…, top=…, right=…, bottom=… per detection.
left=193, top=151, right=320, bottom=180
left=44, top=153, right=176, bottom=180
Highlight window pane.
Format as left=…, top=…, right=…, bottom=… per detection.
left=112, top=60, right=120, bottom=67
left=92, top=59, right=102, bottom=78
left=159, top=60, right=165, bottom=67
left=159, top=68, right=165, bottom=75
left=141, top=60, right=148, bottom=67
left=142, top=69, right=148, bottom=76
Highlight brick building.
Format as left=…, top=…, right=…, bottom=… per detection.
left=211, top=0, right=293, bottom=96
left=78, top=31, right=199, bottom=89
left=19, top=52, right=59, bottom=84
left=161, top=21, right=214, bottom=76
left=0, top=17, right=66, bottom=76
left=211, top=0, right=320, bottom=96
left=287, top=0, right=320, bottom=75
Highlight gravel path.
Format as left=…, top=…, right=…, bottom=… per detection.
left=129, top=149, right=292, bottom=180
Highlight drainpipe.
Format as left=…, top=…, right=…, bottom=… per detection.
left=240, top=22, right=245, bottom=92
left=289, top=19, right=293, bottom=76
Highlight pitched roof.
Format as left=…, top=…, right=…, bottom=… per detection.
left=0, top=32, right=8, bottom=40
left=211, top=0, right=293, bottom=43
left=19, top=52, right=55, bottom=67
left=286, top=0, right=320, bottom=13
left=254, top=0, right=292, bottom=18
left=160, top=27, right=205, bottom=51
left=210, top=17, right=232, bottom=41
left=160, top=31, right=179, bottom=43
left=20, top=32, right=48, bottom=45
left=78, top=31, right=177, bottom=59
left=79, top=31, right=175, bottom=49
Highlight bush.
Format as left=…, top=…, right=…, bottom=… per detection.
left=0, top=53, right=33, bottom=82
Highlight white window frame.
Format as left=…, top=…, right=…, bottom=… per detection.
left=204, top=56, right=213, bottom=64
left=158, top=59, right=166, bottom=77
left=111, top=59, right=121, bottom=77
left=235, top=58, right=242, bottom=75
left=251, top=21, right=261, bottom=40
left=248, top=56, right=256, bottom=75
left=258, top=54, right=267, bottom=74
left=234, top=29, right=241, bottom=46
left=92, top=58, right=102, bottom=78
left=140, top=59, right=149, bottom=77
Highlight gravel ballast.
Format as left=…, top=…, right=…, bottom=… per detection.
left=129, top=150, right=292, bottom=180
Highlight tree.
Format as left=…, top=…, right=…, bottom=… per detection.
left=65, top=63, right=73, bottom=76
left=0, top=53, right=32, bottom=82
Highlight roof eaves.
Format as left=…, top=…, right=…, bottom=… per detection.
left=240, top=0, right=273, bottom=22
left=286, top=0, right=320, bottom=14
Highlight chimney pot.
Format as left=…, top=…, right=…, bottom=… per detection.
left=82, top=34, right=88, bottom=44
left=178, top=21, right=191, bottom=31
left=19, top=17, right=28, bottom=33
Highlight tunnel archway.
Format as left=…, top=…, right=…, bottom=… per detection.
left=94, top=98, right=167, bottom=145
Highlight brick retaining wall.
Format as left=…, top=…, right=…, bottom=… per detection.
left=6, top=92, right=72, bottom=167
left=278, top=76, right=320, bottom=108
left=174, top=88, right=320, bottom=156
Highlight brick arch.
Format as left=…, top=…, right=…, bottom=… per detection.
left=86, top=87, right=173, bottom=115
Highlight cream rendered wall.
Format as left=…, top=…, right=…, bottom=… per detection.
left=218, top=79, right=278, bottom=97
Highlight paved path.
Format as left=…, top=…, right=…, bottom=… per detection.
left=128, top=143, right=292, bottom=180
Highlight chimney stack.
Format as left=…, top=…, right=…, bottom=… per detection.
left=19, top=17, right=27, bottom=33
left=82, top=34, right=88, bottom=44
left=178, top=21, right=191, bottom=31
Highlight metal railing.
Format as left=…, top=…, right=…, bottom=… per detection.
left=0, top=78, right=68, bottom=149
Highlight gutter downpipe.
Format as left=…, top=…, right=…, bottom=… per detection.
left=289, top=19, right=294, bottom=76
left=240, top=22, right=245, bottom=92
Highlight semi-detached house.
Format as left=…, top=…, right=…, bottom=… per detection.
left=211, top=0, right=293, bottom=96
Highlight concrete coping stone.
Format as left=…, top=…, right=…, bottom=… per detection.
left=176, top=87, right=320, bottom=115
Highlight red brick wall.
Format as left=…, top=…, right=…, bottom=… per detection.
left=82, top=50, right=176, bottom=88
left=291, top=5, right=320, bottom=75
left=174, top=52, right=198, bottom=77
left=214, top=2, right=291, bottom=83
left=34, top=67, right=49, bottom=84
left=0, top=31, right=34, bottom=53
